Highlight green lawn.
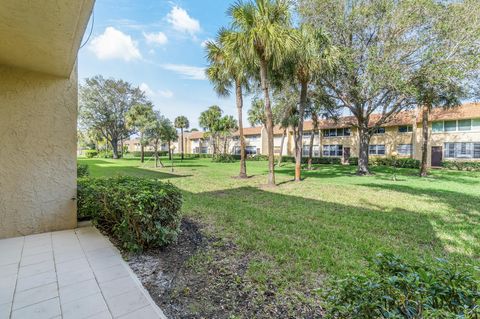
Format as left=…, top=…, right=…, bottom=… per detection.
left=78, top=157, right=480, bottom=286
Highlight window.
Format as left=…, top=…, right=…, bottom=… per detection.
left=397, top=144, right=412, bottom=156
left=323, top=145, right=343, bottom=157
left=398, top=125, right=413, bottom=133
left=444, top=120, right=457, bottom=132
left=432, top=122, right=444, bottom=132
left=303, top=132, right=312, bottom=138
left=248, top=135, right=260, bottom=142
left=323, top=128, right=351, bottom=137
left=473, top=119, right=480, bottom=130
left=245, top=146, right=257, bottom=155
left=369, top=144, right=386, bottom=156
left=302, top=145, right=320, bottom=157
left=444, top=142, right=480, bottom=159
left=458, top=119, right=472, bottom=131
left=373, top=127, right=385, bottom=134
left=200, top=147, right=209, bottom=154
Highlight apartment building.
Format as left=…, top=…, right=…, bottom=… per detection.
left=183, top=103, right=480, bottom=166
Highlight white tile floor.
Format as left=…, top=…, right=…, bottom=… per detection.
left=0, top=227, right=166, bottom=319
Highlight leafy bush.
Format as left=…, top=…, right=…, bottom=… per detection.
left=98, top=150, right=114, bottom=158
left=348, top=157, right=359, bottom=165
left=370, top=157, right=420, bottom=169
left=212, top=154, right=236, bottom=163
left=323, top=253, right=480, bottom=318
left=84, top=150, right=98, bottom=158
left=443, top=161, right=480, bottom=171
left=131, top=151, right=169, bottom=158
left=77, top=164, right=89, bottom=178
left=77, top=176, right=182, bottom=252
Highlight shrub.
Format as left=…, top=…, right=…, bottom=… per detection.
left=348, top=157, right=359, bottom=165
left=323, top=253, right=480, bottom=318
left=77, top=176, right=183, bottom=252
left=98, top=150, right=114, bottom=158
left=84, top=150, right=98, bottom=158
left=212, top=154, right=236, bottom=163
left=131, top=151, right=169, bottom=158
left=77, top=164, right=89, bottom=178
left=443, top=161, right=480, bottom=171
left=370, top=157, right=420, bottom=169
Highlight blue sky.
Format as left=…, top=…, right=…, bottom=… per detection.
left=79, top=0, right=249, bottom=129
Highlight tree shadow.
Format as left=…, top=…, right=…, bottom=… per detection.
left=181, top=185, right=476, bottom=281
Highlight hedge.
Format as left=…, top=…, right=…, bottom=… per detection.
left=77, top=164, right=89, bottom=178
left=84, top=150, right=98, bottom=158
left=370, top=157, right=420, bottom=169
left=77, top=176, right=182, bottom=252
left=324, top=253, right=480, bottom=318
left=130, top=151, right=169, bottom=158
left=442, top=161, right=480, bottom=171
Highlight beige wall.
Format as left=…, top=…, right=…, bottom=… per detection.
left=0, top=65, right=78, bottom=238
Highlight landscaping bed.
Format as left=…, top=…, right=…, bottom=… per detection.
left=127, top=218, right=323, bottom=319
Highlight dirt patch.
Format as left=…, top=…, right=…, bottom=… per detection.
left=127, top=218, right=323, bottom=319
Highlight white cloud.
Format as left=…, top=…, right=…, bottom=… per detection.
left=89, top=27, right=141, bottom=61
left=143, top=32, right=168, bottom=45
left=159, top=90, right=174, bottom=98
left=140, top=83, right=174, bottom=99
left=161, top=64, right=206, bottom=80
left=201, top=38, right=214, bottom=48
left=166, top=6, right=201, bottom=36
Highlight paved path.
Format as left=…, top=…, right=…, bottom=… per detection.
left=0, top=227, right=166, bottom=319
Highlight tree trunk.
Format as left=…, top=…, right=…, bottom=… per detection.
left=140, top=132, right=145, bottom=163
left=277, top=128, right=287, bottom=167
left=420, top=104, right=431, bottom=177
left=357, top=126, right=371, bottom=175
left=236, top=81, right=247, bottom=178
left=181, top=128, right=184, bottom=161
left=294, top=81, right=308, bottom=182
left=111, top=137, right=119, bottom=159
left=120, top=138, right=124, bottom=159
left=168, top=141, right=172, bottom=160
left=259, top=58, right=275, bottom=186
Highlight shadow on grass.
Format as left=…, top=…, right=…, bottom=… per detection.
left=80, top=159, right=187, bottom=179
left=181, top=185, right=478, bottom=282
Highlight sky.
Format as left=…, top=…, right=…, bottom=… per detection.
left=78, top=0, right=250, bottom=129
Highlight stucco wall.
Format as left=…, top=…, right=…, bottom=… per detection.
left=0, top=65, right=77, bottom=238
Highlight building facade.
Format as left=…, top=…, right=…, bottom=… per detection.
left=182, top=103, right=480, bottom=166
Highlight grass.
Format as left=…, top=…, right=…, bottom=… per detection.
left=78, top=156, right=480, bottom=286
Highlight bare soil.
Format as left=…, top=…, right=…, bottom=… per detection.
left=127, top=218, right=323, bottom=319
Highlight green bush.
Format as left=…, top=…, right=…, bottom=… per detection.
left=84, top=150, right=98, bottom=158
left=279, top=156, right=342, bottom=165
left=323, top=253, right=480, bottom=318
left=443, top=161, right=480, bottom=171
left=212, top=154, right=236, bottom=163
left=348, top=157, right=359, bottom=165
left=77, top=176, right=183, bottom=252
left=77, top=164, right=89, bottom=178
left=131, top=151, right=169, bottom=158
left=370, top=157, right=420, bottom=169
left=98, top=150, right=114, bottom=158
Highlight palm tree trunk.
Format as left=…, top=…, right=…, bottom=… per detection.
left=236, top=81, right=247, bottom=178
left=420, top=103, right=431, bottom=177
left=181, top=128, right=184, bottom=161
left=295, top=81, right=308, bottom=182
left=259, top=58, right=275, bottom=186
left=277, top=128, right=287, bottom=167
left=140, top=132, right=145, bottom=163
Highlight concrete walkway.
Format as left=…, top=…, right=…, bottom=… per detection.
left=0, top=227, right=166, bottom=319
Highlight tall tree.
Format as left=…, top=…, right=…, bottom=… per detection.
left=145, top=111, right=170, bottom=168
left=227, top=0, right=296, bottom=186
left=206, top=29, right=251, bottom=178
left=248, top=98, right=267, bottom=127
left=126, top=103, right=156, bottom=163
left=79, top=75, right=149, bottom=159
left=412, top=0, right=480, bottom=177
left=199, top=105, right=223, bottom=155
left=289, top=25, right=331, bottom=181
left=174, top=116, right=190, bottom=160
left=218, top=115, right=239, bottom=155
left=162, top=120, right=178, bottom=161
left=299, top=0, right=439, bottom=175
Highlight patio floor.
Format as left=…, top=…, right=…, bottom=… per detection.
left=0, top=226, right=166, bottom=319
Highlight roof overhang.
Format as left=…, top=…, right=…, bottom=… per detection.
left=0, top=0, right=94, bottom=77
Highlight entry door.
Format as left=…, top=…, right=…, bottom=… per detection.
left=431, top=146, right=443, bottom=167
left=343, top=147, right=351, bottom=164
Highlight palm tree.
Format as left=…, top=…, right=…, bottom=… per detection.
left=226, top=0, right=296, bottom=186
left=199, top=105, right=223, bottom=155
left=174, top=116, right=189, bottom=160
left=218, top=115, right=239, bottom=154
left=205, top=29, right=250, bottom=178
left=126, top=103, right=156, bottom=163
left=290, top=25, right=331, bottom=181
